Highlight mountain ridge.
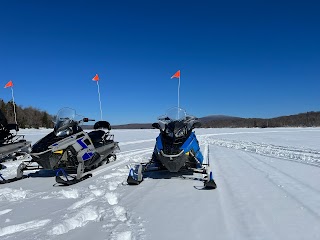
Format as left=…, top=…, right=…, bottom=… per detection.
left=110, top=111, right=320, bottom=129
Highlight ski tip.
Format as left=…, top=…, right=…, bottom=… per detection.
left=0, top=164, right=7, bottom=170
left=209, top=171, right=213, bottom=181
left=204, top=179, right=217, bottom=190
left=127, top=175, right=142, bottom=185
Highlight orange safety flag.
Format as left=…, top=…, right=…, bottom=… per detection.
left=4, top=80, right=13, bottom=88
left=171, top=70, right=180, bottom=79
left=92, top=74, right=99, bottom=81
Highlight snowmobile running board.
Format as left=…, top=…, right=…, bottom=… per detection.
left=54, top=168, right=92, bottom=186
left=0, top=140, right=31, bottom=160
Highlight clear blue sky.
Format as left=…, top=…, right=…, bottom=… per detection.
left=1, top=0, right=320, bottom=124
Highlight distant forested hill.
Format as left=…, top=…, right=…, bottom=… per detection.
left=1, top=98, right=320, bottom=129
left=112, top=112, right=320, bottom=129
left=0, top=99, right=53, bottom=128
left=199, top=111, right=320, bottom=128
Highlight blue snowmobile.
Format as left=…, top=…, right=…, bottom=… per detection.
left=127, top=107, right=217, bottom=189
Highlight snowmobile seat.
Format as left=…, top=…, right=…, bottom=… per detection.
left=0, top=110, right=8, bottom=127
left=88, top=130, right=105, bottom=147
left=6, top=124, right=19, bottom=131
left=0, top=129, right=14, bottom=144
left=0, top=125, right=18, bottom=144
left=94, top=121, right=111, bottom=130
left=0, top=130, right=10, bottom=142
left=0, top=110, right=19, bottom=143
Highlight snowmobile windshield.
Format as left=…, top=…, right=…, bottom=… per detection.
left=159, top=107, right=187, bottom=122
left=54, top=108, right=77, bottom=137
left=158, top=107, right=197, bottom=138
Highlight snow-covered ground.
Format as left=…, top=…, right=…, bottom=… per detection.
left=1, top=127, right=320, bottom=240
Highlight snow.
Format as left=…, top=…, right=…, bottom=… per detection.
left=1, top=127, right=320, bottom=239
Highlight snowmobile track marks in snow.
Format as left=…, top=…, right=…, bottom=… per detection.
left=239, top=152, right=320, bottom=220
left=202, top=137, right=320, bottom=168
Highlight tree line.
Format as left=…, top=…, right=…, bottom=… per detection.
left=1, top=98, right=320, bottom=129
left=0, top=99, right=54, bottom=129
left=200, top=111, right=320, bottom=128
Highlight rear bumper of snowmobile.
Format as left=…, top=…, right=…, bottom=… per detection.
left=95, top=141, right=120, bottom=161
left=0, top=140, right=31, bottom=160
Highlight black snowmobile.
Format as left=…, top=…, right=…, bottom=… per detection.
left=0, top=109, right=31, bottom=165
left=127, top=107, right=216, bottom=189
left=0, top=107, right=119, bottom=185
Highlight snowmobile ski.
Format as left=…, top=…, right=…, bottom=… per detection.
left=127, top=164, right=143, bottom=185
left=54, top=168, right=92, bottom=186
left=0, top=173, right=29, bottom=184
left=0, top=161, right=30, bottom=184
left=204, top=171, right=217, bottom=189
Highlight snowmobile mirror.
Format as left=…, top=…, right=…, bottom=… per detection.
left=192, top=122, right=201, bottom=129
left=152, top=123, right=160, bottom=129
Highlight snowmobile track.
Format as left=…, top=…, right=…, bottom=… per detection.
left=239, top=152, right=320, bottom=220
left=211, top=145, right=320, bottom=239
left=201, top=136, right=320, bottom=168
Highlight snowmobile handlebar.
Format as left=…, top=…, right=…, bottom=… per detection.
left=152, top=123, right=160, bottom=129
left=152, top=120, right=201, bottom=130
left=82, top=118, right=95, bottom=123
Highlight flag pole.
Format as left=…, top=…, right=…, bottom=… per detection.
left=11, top=87, right=17, bottom=125
left=4, top=80, right=17, bottom=124
left=96, top=80, right=103, bottom=120
left=178, top=75, right=180, bottom=110
left=171, top=70, right=181, bottom=118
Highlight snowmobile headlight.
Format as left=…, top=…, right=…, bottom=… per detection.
left=56, top=127, right=73, bottom=137
left=175, top=127, right=186, bottom=138
left=165, top=129, right=174, bottom=138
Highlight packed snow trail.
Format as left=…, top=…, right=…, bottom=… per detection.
left=200, top=137, right=320, bottom=167
left=211, top=146, right=320, bottom=240
left=196, top=127, right=320, bottom=150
